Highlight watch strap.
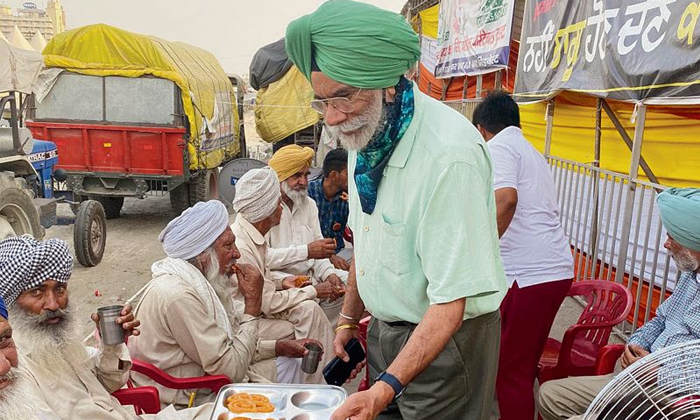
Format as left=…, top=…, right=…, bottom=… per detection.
left=376, top=371, right=405, bottom=401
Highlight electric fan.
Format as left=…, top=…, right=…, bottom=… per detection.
left=583, top=339, right=700, bottom=419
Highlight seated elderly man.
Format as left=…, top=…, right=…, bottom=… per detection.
left=267, top=145, right=347, bottom=322
left=538, top=187, right=700, bottom=420
left=130, top=200, right=319, bottom=406
left=0, top=294, right=44, bottom=420
left=0, top=236, right=211, bottom=420
left=231, top=167, right=337, bottom=383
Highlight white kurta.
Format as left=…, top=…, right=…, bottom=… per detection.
left=21, top=344, right=211, bottom=420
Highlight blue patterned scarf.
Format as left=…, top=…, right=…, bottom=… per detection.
left=355, top=77, right=415, bottom=214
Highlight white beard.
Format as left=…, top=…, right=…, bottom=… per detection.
left=325, top=90, right=385, bottom=151
left=281, top=182, right=308, bottom=205
left=9, top=302, right=89, bottom=381
left=671, top=246, right=700, bottom=273
left=204, top=248, right=237, bottom=317
left=0, top=368, right=39, bottom=420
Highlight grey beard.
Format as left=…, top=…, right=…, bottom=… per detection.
left=326, top=90, right=386, bottom=151
left=671, top=246, right=699, bottom=273
left=281, top=182, right=308, bottom=205
left=0, top=368, right=38, bottom=420
left=8, top=302, right=88, bottom=380
left=204, top=248, right=237, bottom=316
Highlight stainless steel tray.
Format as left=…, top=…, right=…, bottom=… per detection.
left=210, top=383, right=348, bottom=420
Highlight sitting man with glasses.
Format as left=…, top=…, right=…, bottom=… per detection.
left=285, top=2, right=508, bottom=419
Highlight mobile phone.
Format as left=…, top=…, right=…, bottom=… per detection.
left=322, top=338, right=366, bottom=386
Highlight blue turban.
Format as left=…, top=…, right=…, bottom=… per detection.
left=657, top=187, right=700, bottom=251
left=0, top=295, right=7, bottom=320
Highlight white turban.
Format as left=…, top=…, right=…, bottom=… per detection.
left=233, top=166, right=281, bottom=223
left=159, top=200, right=230, bottom=260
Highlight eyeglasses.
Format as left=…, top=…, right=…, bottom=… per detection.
left=310, top=89, right=363, bottom=115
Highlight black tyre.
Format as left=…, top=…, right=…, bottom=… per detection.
left=188, top=168, right=220, bottom=206
left=0, top=171, right=44, bottom=239
left=169, top=183, right=190, bottom=215
left=88, top=196, right=124, bottom=219
left=74, top=200, right=106, bottom=267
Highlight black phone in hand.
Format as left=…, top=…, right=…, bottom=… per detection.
left=323, top=338, right=366, bottom=386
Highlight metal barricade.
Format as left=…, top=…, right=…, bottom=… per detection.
left=548, top=156, right=678, bottom=335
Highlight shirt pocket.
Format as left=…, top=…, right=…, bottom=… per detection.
left=378, top=219, right=410, bottom=276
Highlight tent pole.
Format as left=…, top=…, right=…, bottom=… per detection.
left=495, top=69, right=503, bottom=90
left=601, top=100, right=659, bottom=185
left=589, top=98, right=603, bottom=277
left=544, top=99, right=555, bottom=159
left=476, top=75, right=483, bottom=98
left=614, top=104, right=646, bottom=285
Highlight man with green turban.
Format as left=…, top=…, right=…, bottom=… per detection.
left=286, top=2, right=508, bottom=419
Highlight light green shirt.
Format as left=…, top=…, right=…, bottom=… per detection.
left=348, top=87, right=507, bottom=324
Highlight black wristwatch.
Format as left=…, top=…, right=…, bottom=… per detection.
left=376, top=371, right=405, bottom=402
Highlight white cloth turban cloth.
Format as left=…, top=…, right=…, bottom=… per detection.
left=159, top=200, right=230, bottom=260
left=0, top=235, right=73, bottom=305
left=233, top=166, right=281, bottom=223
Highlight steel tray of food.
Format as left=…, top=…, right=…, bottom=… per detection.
left=210, top=383, right=348, bottom=420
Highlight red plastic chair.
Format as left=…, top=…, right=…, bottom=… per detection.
left=113, top=359, right=231, bottom=414
left=357, top=316, right=371, bottom=392
left=537, top=280, right=633, bottom=384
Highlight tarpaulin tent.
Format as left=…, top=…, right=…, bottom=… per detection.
left=42, top=24, right=239, bottom=170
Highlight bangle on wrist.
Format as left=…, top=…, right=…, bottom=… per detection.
left=339, top=311, right=359, bottom=322
left=334, top=324, right=359, bottom=333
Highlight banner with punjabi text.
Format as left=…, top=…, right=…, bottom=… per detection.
left=515, top=0, right=700, bottom=103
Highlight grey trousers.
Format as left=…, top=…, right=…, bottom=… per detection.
left=536, top=374, right=614, bottom=420
left=368, top=310, right=501, bottom=420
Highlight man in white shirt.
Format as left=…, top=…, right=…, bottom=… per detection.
left=267, top=145, right=347, bottom=323
left=473, top=91, right=574, bottom=420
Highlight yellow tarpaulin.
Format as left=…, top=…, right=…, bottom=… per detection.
left=411, top=3, right=439, bottom=40
left=254, top=65, right=319, bottom=143
left=42, top=24, right=238, bottom=170
left=521, top=92, right=700, bottom=188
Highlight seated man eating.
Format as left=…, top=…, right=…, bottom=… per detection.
left=231, top=167, right=338, bottom=384
left=267, top=145, right=347, bottom=322
left=0, top=235, right=211, bottom=419
left=129, top=200, right=320, bottom=407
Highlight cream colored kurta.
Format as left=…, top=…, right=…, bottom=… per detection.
left=232, top=215, right=318, bottom=314
left=22, top=344, right=211, bottom=420
left=128, top=270, right=276, bottom=408
left=231, top=215, right=336, bottom=383
left=266, top=196, right=346, bottom=283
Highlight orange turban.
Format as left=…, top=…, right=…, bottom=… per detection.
left=268, top=145, right=315, bottom=182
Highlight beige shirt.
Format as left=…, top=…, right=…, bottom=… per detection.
left=232, top=215, right=317, bottom=315
left=129, top=270, right=276, bottom=407
left=23, top=343, right=138, bottom=420
left=266, top=197, right=342, bottom=282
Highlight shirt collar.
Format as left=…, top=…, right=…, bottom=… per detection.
left=387, top=85, right=423, bottom=169
left=490, top=125, right=524, bottom=142
left=235, top=215, right=266, bottom=246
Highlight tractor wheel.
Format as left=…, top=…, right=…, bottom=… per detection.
left=74, top=200, right=106, bottom=267
left=169, top=183, right=190, bottom=216
left=188, top=168, right=220, bottom=206
left=88, top=196, right=124, bottom=219
left=0, top=171, right=43, bottom=239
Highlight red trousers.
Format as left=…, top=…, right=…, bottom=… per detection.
left=496, top=278, right=572, bottom=420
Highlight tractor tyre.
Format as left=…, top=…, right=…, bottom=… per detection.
left=88, top=196, right=124, bottom=219
left=188, top=168, right=220, bottom=206
left=0, top=171, right=44, bottom=239
left=74, top=200, right=106, bottom=267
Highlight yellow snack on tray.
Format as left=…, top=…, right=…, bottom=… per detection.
left=294, top=276, right=310, bottom=287
left=225, top=393, right=275, bottom=414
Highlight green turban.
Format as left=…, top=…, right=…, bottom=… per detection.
left=285, top=0, right=420, bottom=89
left=657, top=187, right=700, bottom=251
